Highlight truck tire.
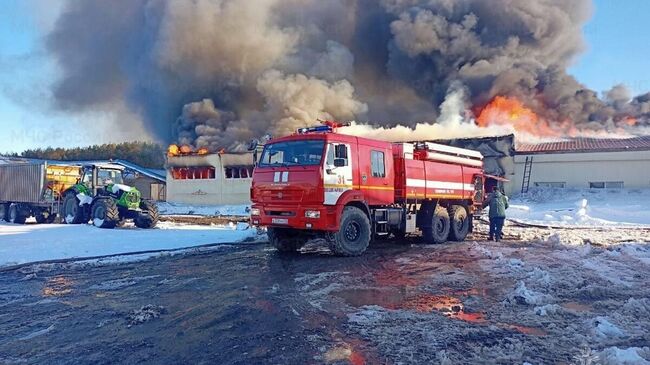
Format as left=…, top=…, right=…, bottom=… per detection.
left=134, top=200, right=159, bottom=229
left=423, top=205, right=450, bottom=244
left=268, top=227, right=306, bottom=253
left=62, top=193, right=87, bottom=224
left=91, top=198, right=119, bottom=229
left=329, top=206, right=371, bottom=256
left=8, top=204, right=27, bottom=224
left=448, top=205, right=470, bottom=241
left=0, top=203, right=9, bottom=222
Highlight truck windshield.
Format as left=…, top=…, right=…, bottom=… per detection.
left=258, top=140, right=325, bottom=167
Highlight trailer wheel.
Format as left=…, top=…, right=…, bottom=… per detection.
left=423, top=205, right=450, bottom=244
left=448, top=205, right=470, bottom=241
left=134, top=200, right=159, bottom=229
left=91, top=198, right=120, bottom=229
left=268, top=227, right=306, bottom=253
left=329, top=206, right=371, bottom=256
left=0, top=203, right=9, bottom=222
left=8, top=204, right=27, bottom=224
left=62, top=193, right=87, bottom=224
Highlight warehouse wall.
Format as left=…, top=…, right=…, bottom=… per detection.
left=166, top=153, right=253, bottom=205
left=511, top=150, right=650, bottom=195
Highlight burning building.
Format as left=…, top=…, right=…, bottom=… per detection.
left=165, top=145, right=254, bottom=205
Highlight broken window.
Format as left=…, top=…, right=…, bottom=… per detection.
left=224, top=165, right=255, bottom=179
left=171, top=167, right=216, bottom=180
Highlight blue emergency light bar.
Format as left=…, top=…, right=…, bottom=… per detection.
left=296, top=125, right=333, bottom=134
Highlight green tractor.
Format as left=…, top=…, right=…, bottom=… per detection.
left=60, top=163, right=159, bottom=229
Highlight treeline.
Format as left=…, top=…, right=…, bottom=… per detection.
left=7, top=142, right=165, bottom=169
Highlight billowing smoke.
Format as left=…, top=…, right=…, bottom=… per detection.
left=46, top=0, right=649, bottom=150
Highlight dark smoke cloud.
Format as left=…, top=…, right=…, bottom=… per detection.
left=46, top=0, right=649, bottom=150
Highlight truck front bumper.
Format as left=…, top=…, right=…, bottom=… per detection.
left=249, top=204, right=339, bottom=231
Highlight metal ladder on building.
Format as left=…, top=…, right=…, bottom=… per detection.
left=521, top=156, right=533, bottom=194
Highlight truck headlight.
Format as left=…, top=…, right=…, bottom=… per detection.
left=305, top=210, right=320, bottom=219
left=250, top=208, right=261, bottom=216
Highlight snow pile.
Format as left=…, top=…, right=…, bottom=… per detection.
left=599, top=347, right=650, bottom=365
left=534, top=304, right=561, bottom=316
left=592, top=316, right=626, bottom=339
left=506, top=281, right=553, bottom=306
left=0, top=221, right=261, bottom=268
left=508, top=188, right=650, bottom=227
left=127, top=305, right=165, bottom=327
left=157, top=202, right=250, bottom=217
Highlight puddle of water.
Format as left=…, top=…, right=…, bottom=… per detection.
left=500, top=323, right=547, bottom=336
left=333, top=289, right=486, bottom=324
left=42, top=276, right=73, bottom=297
left=561, top=302, right=591, bottom=312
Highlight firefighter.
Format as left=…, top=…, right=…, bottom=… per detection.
left=483, top=186, right=509, bottom=241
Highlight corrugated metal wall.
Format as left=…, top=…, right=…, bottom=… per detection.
left=0, top=163, right=46, bottom=203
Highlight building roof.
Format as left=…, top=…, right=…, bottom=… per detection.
left=516, top=135, right=650, bottom=154
left=0, top=156, right=166, bottom=182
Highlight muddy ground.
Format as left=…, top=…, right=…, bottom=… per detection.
left=1, top=223, right=649, bottom=364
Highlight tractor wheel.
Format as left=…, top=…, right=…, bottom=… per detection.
left=448, top=205, right=470, bottom=241
left=91, top=198, right=120, bottom=229
left=9, top=204, right=27, bottom=224
left=0, top=203, right=9, bottom=222
left=268, top=227, right=306, bottom=253
left=423, top=205, right=450, bottom=244
left=134, top=200, right=159, bottom=229
left=328, top=206, right=371, bottom=256
left=62, top=192, right=87, bottom=224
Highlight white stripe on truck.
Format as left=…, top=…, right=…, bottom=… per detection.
left=406, top=178, right=475, bottom=191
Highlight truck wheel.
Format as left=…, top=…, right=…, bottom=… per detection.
left=448, top=205, right=470, bottom=241
left=0, top=203, right=9, bottom=222
left=91, top=198, right=119, bottom=229
left=329, top=206, right=371, bottom=256
left=134, top=200, right=159, bottom=229
left=8, top=204, right=27, bottom=224
left=62, top=193, right=87, bottom=224
left=268, top=227, right=306, bottom=253
left=423, top=205, right=450, bottom=244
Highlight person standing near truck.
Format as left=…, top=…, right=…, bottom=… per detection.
left=483, top=186, right=509, bottom=241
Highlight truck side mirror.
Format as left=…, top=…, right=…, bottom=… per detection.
left=334, top=158, right=347, bottom=167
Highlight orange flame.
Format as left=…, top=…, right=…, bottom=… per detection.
left=167, top=144, right=180, bottom=157
left=477, top=96, right=559, bottom=136
left=622, top=116, right=637, bottom=127
left=197, top=147, right=209, bottom=155
left=179, top=145, right=192, bottom=154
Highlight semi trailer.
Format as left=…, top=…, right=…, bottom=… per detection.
left=0, top=162, right=158, bottom=228
left=0, top=162, right=80, bottom=224
left=250, top=123, right=487, bottom=256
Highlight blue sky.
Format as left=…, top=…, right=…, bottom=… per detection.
left=1, top=0, right=649, bottom=152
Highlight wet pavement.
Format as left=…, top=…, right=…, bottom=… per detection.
left=1, top=225, right=649, bottom=364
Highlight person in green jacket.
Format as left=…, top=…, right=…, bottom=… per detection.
left=483, top=186, right=509, bottom=241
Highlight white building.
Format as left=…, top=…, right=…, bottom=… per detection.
left=166, top=152, right=254, bottom=205
left=510, top=136, right=650, bottom=194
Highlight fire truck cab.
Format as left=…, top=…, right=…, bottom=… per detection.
left=250, top=124, right=485, bottom=256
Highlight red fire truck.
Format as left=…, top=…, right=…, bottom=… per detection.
left=250, top=123, right=486, bottom=256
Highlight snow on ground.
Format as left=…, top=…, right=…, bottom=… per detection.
left=0, top=221, right=260, bottom=268
left=157, top=202, right=250, bottom=217
left=507, top=188, right=650, bottom=227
